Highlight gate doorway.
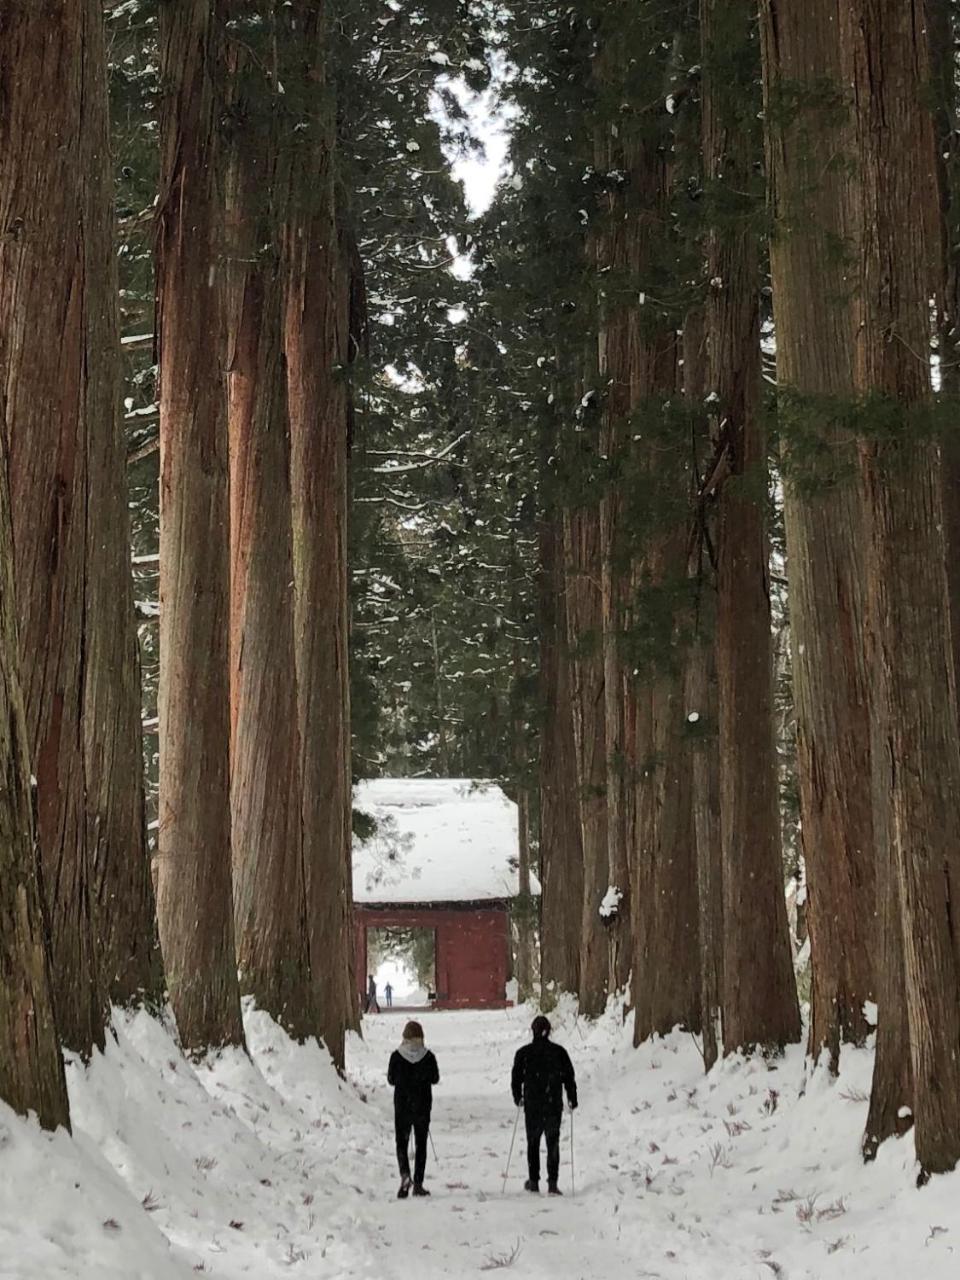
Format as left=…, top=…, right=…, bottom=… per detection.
left=367, top=924, right=437, bottom=1009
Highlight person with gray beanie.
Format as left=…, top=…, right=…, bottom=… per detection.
left=388, top=1020, right=440, bottom=1198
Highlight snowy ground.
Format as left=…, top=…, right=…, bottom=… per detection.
left=2, top=1001, right=959, bottom=1278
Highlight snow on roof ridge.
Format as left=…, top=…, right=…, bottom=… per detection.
left=352, top=775, right=539, bottom=904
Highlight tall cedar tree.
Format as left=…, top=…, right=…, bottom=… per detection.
left=759, top=0, right=876, bottom=1067
left=85, top=7, right=163, bottom=1012
left=588, top=20, right=702, bottom=1040
left=285, top=3, right=358, bottom=1068
left=683, top=307, right=724, bottom=1070
left=842, top=0, right=960, bottom=1177
left=0, top=433, right=70, bottom=1131
left=701, top=0, right=801, bottom=1052
left=225, top=11, right=315, bottom=1040
left=928, top=0, right=960, bottom=703
left=537, top=411, right=584, bottom=997
left=0, top=0, right=146, bottom=1054
left=565, top=465, right=611, bottom=1017
left=156, top=0, right=246, bottom=1053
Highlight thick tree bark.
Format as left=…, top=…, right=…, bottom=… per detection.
left=284, top=6, right=356, bottom=1067
left=701, top=0, right=801, bottom=1054
left=634, top=649, right=701, bottom=1042
left=514, top=787, right=536, bottom=1000
left=156, top=0, right=246, bottom=1053
left=759, top=0, right=876, bottom=1068
left=863, top=670, right=913, bottom=1158
left=537, top=508, right=584, bottom=997
left=83, top=0, right=162, bottom=1010
left=225, top=30, right=315, bottom=1040
left=0, top=439, right=70, bottom=1131
left=683, top=309, right=724, bottom=1069
left=592, top=26, right=699, bottom=1015
left=928, top=0, right=960, bottom=719
left=0, top=0, right=118, bottom=1055
left=564, top=503, right=610, bottom=1017
left=843, top=0, right=960, bottom=1177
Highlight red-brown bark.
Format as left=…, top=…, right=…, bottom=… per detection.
left=537, top=504, right=584, bottom=998
left=759, top=0, right=876, bottom=1067
left=225, top=35, right=315, bottom=1039
left=564, top=502, right=610, bottom=1018
left=156, top=0, right=246, bottom=1053
left=0, top=0, right=121, bottom=1055
left=0, top=433, right=70, bottom=1131
left=284, top=6, right=357, bottom=1066
left=702, top=0, right=801, bottom=1054
left=843, top=0, right=960, bottom=1176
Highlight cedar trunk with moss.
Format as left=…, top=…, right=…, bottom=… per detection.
left=156, top=0, right=246, bottom=1053
left=285, top=4, right=357, bottom=1068
left=564, top=499, right=610, bottom=1018
left=682, top=308, right=724, bottom=1070
left=701, top=0, right=801, bottom=1054
left=0, top=0, right=129, bottom=1056
left=759, top=0, right=876, bottom=1069
left=225, top=26, right=315, bottom=1040
left=0, top=433, right=70, bottom=1131
left=843, top=0, right=960, bottom=1177
left=537, top=491, right=584, bottom=998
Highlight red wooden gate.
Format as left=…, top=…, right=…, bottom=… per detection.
left=356, top=901, right=511, bottom=1009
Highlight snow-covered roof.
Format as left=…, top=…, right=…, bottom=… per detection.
left=352, top=778, right=540, bottom=905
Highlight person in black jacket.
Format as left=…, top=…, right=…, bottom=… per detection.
left=388, top=1020, right=440, bottom=1198
left=511, top=1015, right=577, bottom=1195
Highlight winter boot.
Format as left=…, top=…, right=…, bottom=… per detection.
left=548, top=1182, right=563, bottom=1196
left=398, top=1175, right=412, bottom=1200
left=523, top=1180, right=539, bottom=1193
left=412, top=1183, right=430, bottom=1197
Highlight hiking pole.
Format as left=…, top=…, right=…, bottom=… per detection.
left=502, top=1105, right=521, bottom=1195
left=570, top=1109, right=576, bottom=1197
left=429, top=1128, right=439, bottom=1163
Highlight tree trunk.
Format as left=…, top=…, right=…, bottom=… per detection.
left=683, top=308, right=724, bottom=1069
left=0, top=435, right=70, bottom=1131
left=284, top=5, right=356, bottom=1066
left=564, top=503, right=609, bottom=1017
left=686, top=622, right=723, bottom=1067
left=928, top=0, right=960, bottom=726
left=701, top=0, right=801, bottom=1054
left=225, top=27, right=315, bottom=1040
left=514, top=787, right=536, bottom=1001
left=633, top=650, right=702, bottom=1042
left=759, top=0, right=876, bottom=1068
left=843, top=0, right=960, bottom=1177
left=0, top=0, right=117, bottom=1056
left=156, top=0, right=246, bottom=1053
left=537, top=505, right=583, bottom=998
left=862, top=669, right=913, bottom=1158
left=84, top=0, right=162, bottom=1010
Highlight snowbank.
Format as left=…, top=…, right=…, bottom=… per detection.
left=2, top=997, right=960, bottom=1278
left=0, top=1006, right=376, bottom=1278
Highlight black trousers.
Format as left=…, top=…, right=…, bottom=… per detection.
left=525, top=1109, right=561, bottom=1186
left=395, top=1112, right=430, bottom=1184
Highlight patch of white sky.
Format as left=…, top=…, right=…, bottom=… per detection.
left=383, top=53, right=515, bottom=386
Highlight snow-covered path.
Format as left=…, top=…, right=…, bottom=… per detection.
left=4, top=1001, right=960, bottom=1278
left=347, top=1007, right=959, bottom=1279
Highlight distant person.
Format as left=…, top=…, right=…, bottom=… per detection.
left=365, top=974, right=380, bottom=1014
left=384, top=982, right=394, bottom=1008
left=388, top=1019, right=440, bottom=1199
left=511, top=1014, right=577, bottom=1195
